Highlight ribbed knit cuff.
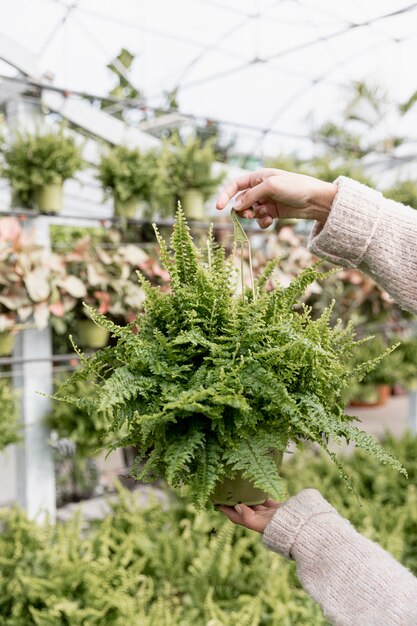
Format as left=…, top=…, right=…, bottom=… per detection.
left=308, top=176, right=383, bottom=268
left=262, top=489, right=336, bottom=559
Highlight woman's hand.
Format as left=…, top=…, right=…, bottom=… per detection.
left=219, top=498, right=281, bottom=533
left=216, top=168, right=337, bottom=229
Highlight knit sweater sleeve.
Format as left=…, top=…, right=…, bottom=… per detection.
left=263, top=489, right=417, bottom=626
left=308, top=176, right=417, bottom=315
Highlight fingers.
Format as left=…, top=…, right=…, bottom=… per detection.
left=219, top=503, right=262, bottom=532
left=218, top=503, right=254, bottom=521
left=216, top=169, right=277, bottom=210
left=242, top=208, right=255, bottom=219
left=257, top=217, right=273, bottom=229
left=233, top=180, right=272, bottom=213
left=218, top=505, right=242, bottom=524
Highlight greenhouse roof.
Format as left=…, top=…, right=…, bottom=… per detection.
left=0, top=0, right=417, bottom=159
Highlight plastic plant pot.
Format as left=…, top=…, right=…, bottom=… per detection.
left=76, top=319, right=110, bottom=349
left=210, top=450, right=284, bottom=506
left=180, top=189, right=205, bottom=221
left=34, top=183, right=64, bottom=214
left=0, top=331, right=16, bottom=356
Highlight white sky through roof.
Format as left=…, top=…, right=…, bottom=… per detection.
left=1, top=0, right=417, bottom=159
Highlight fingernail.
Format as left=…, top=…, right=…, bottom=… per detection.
left=234, top=504, right=242, bottom=514
left=234, top=199, right=242, bottom=209
left=259, top=207, right=267, bottom=217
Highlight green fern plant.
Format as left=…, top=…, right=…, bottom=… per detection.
left=0, top=379, right=20, bottom=451
left=54, top=209, right=404, bottom=508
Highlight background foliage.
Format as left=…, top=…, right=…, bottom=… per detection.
left=0, top=129, right=84, bottom=206
left=0, top=379, right=20, bottom=451
left=0, top=434, right=415, bottom=625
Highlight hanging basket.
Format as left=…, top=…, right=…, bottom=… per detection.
left=34, top=183, right=64, bottom=214
left=180, top=189, right=205, bottom=221
left=0, top=331, right=16, bottom=356
left=76, top=320, right=109, bottom=349
left=210, top=450, right=284, bottom=506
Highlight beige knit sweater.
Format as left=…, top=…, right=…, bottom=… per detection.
left=263, top=177, right=417, bottom=626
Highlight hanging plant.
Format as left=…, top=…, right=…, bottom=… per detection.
left=0, top=127, right=84, bottom=212
left=97, top=145, right=160, bottom=219
left=53, top=210, right=405, bottom=508
left=159, top=136, right=225, bottom=219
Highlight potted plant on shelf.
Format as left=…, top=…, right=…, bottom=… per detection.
left=97, top=145, right=159, bottom=219
left=53, top=210, right=405, bottom=508
left=59, top=230, right=157, bottom=348
left=160, top=136, right=225, bottom=220
left=0, top=217, right=68, bottom=353
left=0, top=128, right=84, bottom=213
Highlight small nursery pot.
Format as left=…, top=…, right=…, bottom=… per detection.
left=0, top=331, right=16, bottom=356
left=114, top=195, right=139, bottom=219
left=210, top=450, right=284, bottom=506
left=76, top=319, right=109, bottom=349
left=180, top=189, right=205, bottom=221
left=34, top=183, right=64, bottom=214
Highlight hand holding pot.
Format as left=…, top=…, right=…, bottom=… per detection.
left=216, top=168, right=337, bottom=228
left=219, top=498, right=281, bottom=533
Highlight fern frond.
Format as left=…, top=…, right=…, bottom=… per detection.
left=170, top=206, right=200, bottom=287
left=190, top=441, right=224, bottom=509
left=165, top=431, right=205, bottom=485
left=351, top=342, right=400, bottom=382
left=224, top=438, right=287, bottom=501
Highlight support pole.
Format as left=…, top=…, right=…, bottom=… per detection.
left=13, top=216, right=55, bottom=521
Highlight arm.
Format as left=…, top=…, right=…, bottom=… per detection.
left=262, top=489, right=417, bottom=626
left=216, top=170, right=417, bottom=314
left=308, top=176, right=417, bottom=315
left=221, top=491, right=417, bottom=626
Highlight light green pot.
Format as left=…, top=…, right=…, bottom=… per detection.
left=114, top=195, right=139, bottom=219
left=0, top=331, right=16, bottom=356
left=34, top=183, right=63, bottom=214
left=210, top=450, right=284, bottom=506
left=76, top=320, right=109, bottom=349
left=180, top=189, right=205, bottom=221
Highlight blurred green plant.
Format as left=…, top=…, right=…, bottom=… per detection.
left=384, top=180, right=417, bottom=210
left=0, top=433, right=416, bottom=625
left=0, top=379, right=20, bottom=450
left=345, top=333, right=417, bottom=403
left=159, top=135, right=225, bottom=212
left=97, top=145, right=160, bottom=212
left=50, top=225, right=109, bottom=254
left=0, top=128, right=84, bottom=207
